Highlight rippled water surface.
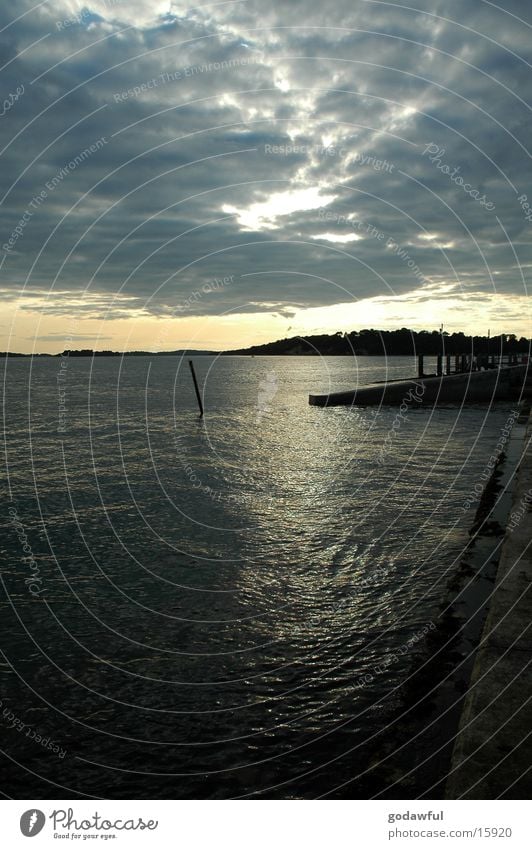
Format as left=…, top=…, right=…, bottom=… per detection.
left=1, top=356, right=514, bottom=797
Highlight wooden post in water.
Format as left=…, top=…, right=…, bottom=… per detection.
left=437, top=355, right=443, bottom=376
left=418, top=354, right=424, bottom=378
left=188, top=359, right=204, bottom=417
left=446, top=355, right=451, bottom=375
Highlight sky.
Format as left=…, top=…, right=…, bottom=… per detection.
left=0, top=0, right=531, bottom=352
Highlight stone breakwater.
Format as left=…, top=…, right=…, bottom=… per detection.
left=446, top=409, right=532, bottom=799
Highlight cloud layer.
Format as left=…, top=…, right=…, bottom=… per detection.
left=1, top=0, right=531, bottom=347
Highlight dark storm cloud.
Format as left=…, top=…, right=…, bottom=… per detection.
left=0, top=0, right=531, bottom=321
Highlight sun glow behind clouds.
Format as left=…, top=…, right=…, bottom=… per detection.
left=223, top=187, right=336, bottom=231
left=311, top=232, right=362, bottom=244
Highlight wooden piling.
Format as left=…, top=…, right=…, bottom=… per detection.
left=418, top=354, right=424, bottom=378
left=188, top=359, right=204, bottom=417
left=437, top=355, right=443, bottom=376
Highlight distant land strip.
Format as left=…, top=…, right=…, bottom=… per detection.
left=2, top=329, right=531, bottom=358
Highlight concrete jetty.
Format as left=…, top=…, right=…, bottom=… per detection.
left=445, top=411, right=532, bottom=799
left=309, top=365, right=528, bottom=407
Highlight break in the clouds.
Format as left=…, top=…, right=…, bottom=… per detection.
left=0, top=0, right=531, bottom=350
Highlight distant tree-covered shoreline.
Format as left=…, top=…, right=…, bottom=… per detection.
left=225, top=328, right=531, bottom=357
left=1, top=328, right=530, bottom=357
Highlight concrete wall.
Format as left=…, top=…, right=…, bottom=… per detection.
left=445, top=412, right=532, bottom=799
left=309, top=366, right=527, bottom=407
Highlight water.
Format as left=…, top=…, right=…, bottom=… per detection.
left=0, top=355, right=515, bottom=798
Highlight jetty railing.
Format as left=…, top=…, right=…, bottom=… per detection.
left=418, top=352, right=530, bottom=378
